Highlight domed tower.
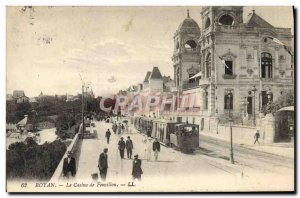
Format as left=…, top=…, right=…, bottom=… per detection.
left=201, top=6, right=243, bottom=32
left=172, top=9, right=201, bottom=90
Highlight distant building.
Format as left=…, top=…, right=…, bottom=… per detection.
left=16, top=96, right=29, bottom=104
left=8, top=90, right=30, bottom=103
left=29, top=97, right=38, bottom=103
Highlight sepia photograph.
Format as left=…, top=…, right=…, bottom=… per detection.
left=6, top=5, right=295, bottom=192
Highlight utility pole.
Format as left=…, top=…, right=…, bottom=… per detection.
left=227, top=90, right=234, bottom=164
left=81, top=84, right=85, bottom=136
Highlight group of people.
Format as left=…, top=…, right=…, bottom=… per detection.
left=62, top=120, right=162, bottom=182
left=118, top=136, right=134, bottom=159
left=98, top=133, right=161, bottom=181
left=98, top=148, right=143, bottom=181
left=112, top=121, right=128, bottom=135
left=143, top=137, right=161, bottom=161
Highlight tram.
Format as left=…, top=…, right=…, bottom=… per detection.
left=132, top=116, right=199, bottom=153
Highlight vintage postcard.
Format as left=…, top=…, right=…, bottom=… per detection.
left=6, top=6, right=295, bottom=192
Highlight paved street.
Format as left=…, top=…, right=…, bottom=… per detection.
left=72, top=120, right=294, bottom=191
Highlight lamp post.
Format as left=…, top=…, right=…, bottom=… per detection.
left=227, top=90, right=234, bottom=164
left=252, top=86, right=257, bottom=126
left=243, top=97, right=248, bottom=117
left=85, top=86, right=89, bottom=115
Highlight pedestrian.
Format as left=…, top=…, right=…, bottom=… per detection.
left=62, top=151, right=76, bottom=179
left=254, top=130, right=260, bottom=144
left=132, top=154, right=143, bottom=181
left=142, top=136, right=148, bottom=159
left=147, top=127, right=151, bottom=137
left=98, top=148, right=108, bottom=181
left=112, top=122, right=117, bottom=134
left=118, top=123, right=122, bottom=135
left=152, top=138, right=161, bottom=161
left=146, top=138, right=153, bottom=161
left=118, top=137, right=126, bottom=159
left=126, top=136, right=134, bottom=159
left=105, top=129, right=111, bottom=144
left=121, top=124, right=125, bottom=133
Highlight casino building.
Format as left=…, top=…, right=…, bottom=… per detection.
left=169, top=6, right=293, bottom=132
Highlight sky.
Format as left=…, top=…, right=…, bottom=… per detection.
left=6, top=6, right=294, bottom=97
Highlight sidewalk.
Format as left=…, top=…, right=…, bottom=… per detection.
left=200, top=132, right=294, bottom=159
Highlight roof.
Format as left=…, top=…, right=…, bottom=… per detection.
left=244, top=11, right=273, bottom=28
left=13, top=90, right=25, bottom=98
left=178, top=10, right=200, bottom=33
left=143, top=71, right=151, bottom=83
left=17, top=116, right=28, bottom=126
left=149, top=67, right=163, bottom=79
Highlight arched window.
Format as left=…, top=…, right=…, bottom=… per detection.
left=205, top=17, right=211, bottom=29
left=219, top=14, right=234, bottom=26
left=205, top=53, right=211, bottom=78
left=261, top=52, right=272, bottom=78
left=184, top=40, right=197, bottom=50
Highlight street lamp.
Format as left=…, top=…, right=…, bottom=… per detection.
left=227, top=90, right=234, bottom=164
left=265, top=88, right=273, bottom=114
left=252, top=86, right=257, bottom=126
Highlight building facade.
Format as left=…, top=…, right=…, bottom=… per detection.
left=169, top=6, right=293, bottom=133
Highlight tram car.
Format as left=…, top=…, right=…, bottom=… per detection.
left=170, top=123, right=199, bottom=153
left=132, top=116, right=199, bottom=153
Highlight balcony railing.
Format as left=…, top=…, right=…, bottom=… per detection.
left=182, top=78, right=211, bottom=90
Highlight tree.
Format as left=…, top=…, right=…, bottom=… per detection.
left=262, top=90, right=294, bottom=114
left=7, top=140, right=66, bottom=180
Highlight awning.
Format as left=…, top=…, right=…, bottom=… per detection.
left=189, top=72, right=202, bottom=79
left=277, top=106, right=294, bottom=112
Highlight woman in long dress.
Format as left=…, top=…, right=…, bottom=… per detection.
left=146, top=138, right=152, bottom=161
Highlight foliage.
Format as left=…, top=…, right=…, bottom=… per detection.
left=7, top=140, right=66, bottom=181
left=262, top=90, right=294, bottom=114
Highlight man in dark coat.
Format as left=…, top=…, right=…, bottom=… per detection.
left=63, top=151, right=76, bottom=178
left=254, top=130, right=260, bottom=144
left=98, top=148, right=108, bottom=181
left=132, top=154, right=143, bottom=181
left=112, top=122, right=117, bottom=134
left=152, top=138, right=161, bottom=161
left=126, top=136, right=134, bottom=159
left=118, top=137, right=126, bottom=159
left=118, top=123, right=122, bottom=135
left=105, top=129, right=111, bottom=144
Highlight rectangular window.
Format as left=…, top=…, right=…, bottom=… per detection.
left=225, top=61, right=233, bottom=75
left=188, top=74, right=195, bottom=84
left=204, top=91, right=208, bottom=110
left=261, top=91, right=267, bottom=106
